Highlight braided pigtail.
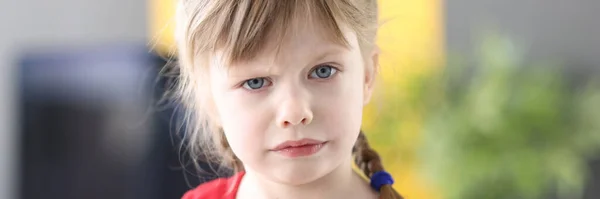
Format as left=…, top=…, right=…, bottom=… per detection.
left=353, top=130, right=403, bottom=199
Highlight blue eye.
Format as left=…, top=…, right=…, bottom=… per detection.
left=243, top=78, right=268, bottom=90
left=310, top=65, right=337, bottom=79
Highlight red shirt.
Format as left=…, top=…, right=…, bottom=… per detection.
left=181, top=172, right=245, bottom=199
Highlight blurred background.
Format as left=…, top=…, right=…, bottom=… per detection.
left=0, top=0, right=598, bottom=199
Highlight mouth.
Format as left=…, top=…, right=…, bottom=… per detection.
left=271, top=139, right=328, bottom=158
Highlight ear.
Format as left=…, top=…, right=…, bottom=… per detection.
left=363, top=46, right=379, bottom=105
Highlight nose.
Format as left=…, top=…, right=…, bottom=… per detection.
left=275, top=93, right=313, bottom=128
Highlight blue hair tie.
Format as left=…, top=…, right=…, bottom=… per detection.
left=370, top=171, right=394, bottom=192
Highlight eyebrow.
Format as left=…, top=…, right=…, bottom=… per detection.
left=308, top=46, right=347, bottom=65
left=226, top=45, right=348, bottom=78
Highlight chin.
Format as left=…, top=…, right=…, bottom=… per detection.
left=271, top=166, right=328, bottom=185
left=266, top=155, right=340, bottom=186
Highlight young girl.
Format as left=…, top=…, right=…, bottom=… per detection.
left=173, top=0, right=402, bottom=198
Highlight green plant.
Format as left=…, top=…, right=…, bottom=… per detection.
left=416, top=33, right=600, bottom=199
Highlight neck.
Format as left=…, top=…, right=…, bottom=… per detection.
left=239, top=159, right=374, bottom=199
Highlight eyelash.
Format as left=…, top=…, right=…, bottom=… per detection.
left=241, top=77, right=273, bottom=92
left=240, top=63, right=342, bottom=91
left=309, top=64, right=340, bottom=80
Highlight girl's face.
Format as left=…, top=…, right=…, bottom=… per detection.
left=208, top=22, right=376, bottom=184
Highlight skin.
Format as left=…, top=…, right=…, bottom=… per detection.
left=207, top=18, right=379, bottom=199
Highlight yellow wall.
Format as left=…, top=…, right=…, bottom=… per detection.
left=149, top=1, right=444, bottom=198
left=362, top=1, right=443, bottom=198
left=149, top=0, right=176, bottom=55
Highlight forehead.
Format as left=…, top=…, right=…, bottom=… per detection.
left=268, top=22, right=356, bottom=57
left=223, top=19, right=360, bottom=70
left=216, top=25, right=359, bottom=77
left=208, top=0, right=359, bottom=67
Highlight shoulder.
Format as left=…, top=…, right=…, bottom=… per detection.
left=181, top=172, right=245, bottom=199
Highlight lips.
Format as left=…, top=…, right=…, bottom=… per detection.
left=271, top=139, right=327, bottom=158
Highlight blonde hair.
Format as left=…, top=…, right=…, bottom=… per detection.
left=172, top=0, right=402, bottom=198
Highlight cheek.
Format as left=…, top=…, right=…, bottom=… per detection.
left=313, top=71, right=365, bottom=144
left=213, top=91, right=270, bottom=161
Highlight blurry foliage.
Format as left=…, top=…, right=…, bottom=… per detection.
left=410, top=33, right=600, bottom=199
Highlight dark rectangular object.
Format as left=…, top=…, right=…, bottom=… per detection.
left=17, top=44, right=201, bottom=199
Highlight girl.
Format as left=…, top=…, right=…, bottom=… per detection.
left=173, top=0, right=402, bottom=198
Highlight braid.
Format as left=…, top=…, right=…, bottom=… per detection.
left=353, top=130, right=404, bottom=199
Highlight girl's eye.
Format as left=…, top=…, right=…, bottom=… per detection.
left=309, top=65, right=337, bottom=79
left=243, top=78, right=270, bottom=90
